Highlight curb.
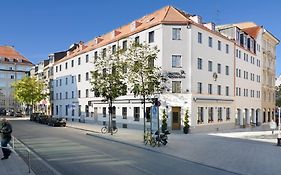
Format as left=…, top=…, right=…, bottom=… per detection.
left=66, top=125, right=100, bottom=133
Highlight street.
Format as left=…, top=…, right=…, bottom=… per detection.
left=10, top=119, right=240, bottom=175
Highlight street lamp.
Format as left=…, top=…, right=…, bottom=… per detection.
left=277, top=107, right=281, bottom=146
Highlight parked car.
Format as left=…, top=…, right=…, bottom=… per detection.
left=0, top=109, right=6, bottom=116
left=38, top=114, right=51, bottom=124
left=15, top=111, right=23, bottom=117
left=30, top=112, right=43, bottom=121
left=48, top=117, right=66, bottom=127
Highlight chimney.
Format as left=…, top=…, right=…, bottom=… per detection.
left=203, top=22, right=216, bottom=31
left=190, top=15, right=202, bottom=24
left=130, top=20, right=142, bottom=31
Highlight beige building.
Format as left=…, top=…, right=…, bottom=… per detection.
left=0, top=46, right=33, bottom=113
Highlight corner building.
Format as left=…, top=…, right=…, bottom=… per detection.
left=52, top=6, right=278, bottom=132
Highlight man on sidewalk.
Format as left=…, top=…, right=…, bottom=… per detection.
left=0, top=118, right=12, bottom=160
left=270, top=119, right=277, bottom=134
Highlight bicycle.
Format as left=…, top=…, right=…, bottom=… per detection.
left=101, top=125, right=118, bottom=134
left=144, top=130, right=156, bottom=147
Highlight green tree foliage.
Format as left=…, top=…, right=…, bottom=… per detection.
left=90, top=46, right=127, bottom=103
left=161, top=109, right=167, bottom=132
left=12, top=76, right=48, bottom=112
left=276, top=85, right=281, bottom=107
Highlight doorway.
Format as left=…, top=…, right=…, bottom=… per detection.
left=172, top=107, right=181, bottom=130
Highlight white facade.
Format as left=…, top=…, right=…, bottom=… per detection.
left=52, top=6, right=278, bottom=132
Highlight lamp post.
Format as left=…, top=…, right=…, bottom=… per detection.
left=277, top=107, right=281, bottom=146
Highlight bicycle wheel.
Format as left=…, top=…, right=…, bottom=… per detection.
left=101, top=127, right=107, bottom=133
left=112, top=128, right=118, bottom=134
left=150, top=138, right=156, bottom=147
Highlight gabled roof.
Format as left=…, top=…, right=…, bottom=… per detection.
left=55, top=6, right=192, bottom=64
left=0, top=46, right=32, bottom=64
left=241, top=26, right=262, bottom=39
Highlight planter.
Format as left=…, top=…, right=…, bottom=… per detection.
left=183, top=127, right=189, bottom=134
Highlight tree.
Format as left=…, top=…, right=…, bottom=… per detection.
left=183, top=108, right=190, bottom=134
left=276, top=85, right=281, bottom=107
left=161, top=109, right=167, bottom=132
left=12, top=76, right=48, bottom=114
left=123, top=42, right=161, bottom=140
left=90, top=46, right=127, bottom=134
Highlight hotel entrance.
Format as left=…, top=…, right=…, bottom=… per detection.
left=172, top=107, right=181, bottom=130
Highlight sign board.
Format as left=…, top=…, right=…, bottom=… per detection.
left=151, top=106, right=159, bottom=133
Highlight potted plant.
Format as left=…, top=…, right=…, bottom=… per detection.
left=162, top=109, right=167, bottom=133
left=183, top=109, right=190, bottom=134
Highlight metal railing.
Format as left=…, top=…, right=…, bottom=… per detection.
left=7, top=136, right=61, bottom=175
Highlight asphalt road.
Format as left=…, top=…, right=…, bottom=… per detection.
left=10, top=120, right=241, bottom=175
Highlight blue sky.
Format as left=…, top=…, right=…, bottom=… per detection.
left=1, top=0, right=280, bottom=75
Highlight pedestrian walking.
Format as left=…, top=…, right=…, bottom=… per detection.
left=0, top=118, right=12, bottom=160
left=270, top=119, right=277, bottom=134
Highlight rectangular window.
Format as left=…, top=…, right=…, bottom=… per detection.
left=217, top=64, right=221, bottom=74
left=65, top=62, right=68, bottom=69
left=59, top=65, right=62, bottom=71
left=135, top=36, right=139, bottom=44
left=65, top=77, right=68, bottom=85
left=72, top=108, right=75, bottom=116
left=103, top=107, right=106, bottom=117
left=172, top=28, right=181, bottom=40
left=71, top=60, right=74, bottom=67
left=78, top=57, right=81, bottom=65
left=208, top=84, right=212, bottom=94
left=112, top=45, right=116, bottom=53
left=78, top=74, right=81, bottom=82
left=94, top=51, right=98, bottom=62
left=208, top=107, right=213, bottom=122
left=197, top=82, right=202, bottom=94
left=134, top=107, right=140, bottom=121
left=65, top=105, right=68, bottom=116
left=59, top=79, right=62, bottom=86
left=197, top=58, right=202, bottom=70
left=78, top=90, right=81, bottom=98
left=148, top=31, right=154, bottom=43
left=86, top=89, right=89, bottom=98
left=122, top=40, right=127, bottom=50
left=226, top=66, right=229, bottom=75
left=122, top=107, right=127, bottom=119
left=78, top=105, right=81, bottom=116
left=56, top=66, right=58, bottom=72
left=226, top=44, right=229, bottom=53
left=208, top=61, right=212, bottom=72
left=72, top=76, right=74, bottom=83
left=197, top=107, right=204, bottom=124
left=86, top=72, right=89, bottom=81
left=226, top=86, right=229, bottom=96
left=218, top=40, right=221, bottom=50
left=218, top=107, right=222, bottom=121
left=172, top=55, right=181, bottom=68
left=59, top=93, right=62, bottom=100
left=172, top=81, right=181, bottom=93
left=226, top=108, right=230, bottom=120
left=146, top=107, right=151, bottom=122
left=56, top=106, right=58, bottom=115
left=208, top=37, right=212, bottom=47
left=86, top=54, right=89, bottom=63
left=217, top=85, right=221, bottom=95
left=72, top=91, right=74, bottom=98
left=56, top=93, right=58, bottom=100
left=198, top=32, right=202, bottom=43
left=65, top=92, right=68, bottom=99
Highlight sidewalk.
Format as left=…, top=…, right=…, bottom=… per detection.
left=67, top=121, right=281, bottom=175
left=0, top=148, right=35, bottom=175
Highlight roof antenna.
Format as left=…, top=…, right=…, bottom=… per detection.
left=214, top=0, right=221, bottom=25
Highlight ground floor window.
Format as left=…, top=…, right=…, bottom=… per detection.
left=134, top=107, right=140, bottom=121
left=218, top=107, right=222, bottom=121
left=103, top=107, right=106, bottom=118
left=226, top=108, right=230, bottom=120
left=65, top=105, right=68, bottom=116
left=122, top=107, right=127, bottom=119
left=197, top=107, right=204, bottom=124
left=208, top=107, right=213, bottom=123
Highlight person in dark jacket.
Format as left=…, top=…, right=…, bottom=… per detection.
left=0, top=118, right=12, bottom=160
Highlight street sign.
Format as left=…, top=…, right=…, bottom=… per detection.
left=151, top=106, right=159, bottom=133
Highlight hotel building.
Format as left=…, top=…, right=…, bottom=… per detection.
left=52, top=6, right=279, bottom=132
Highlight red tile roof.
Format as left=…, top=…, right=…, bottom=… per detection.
left=0, top=46, right=32, bottom=64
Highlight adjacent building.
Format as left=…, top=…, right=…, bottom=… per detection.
left=51, top=6, right=278, bottom=132
left=0, top=46, right=33, bottom=112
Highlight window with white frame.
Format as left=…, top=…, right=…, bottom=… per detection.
left=172, top=55, right=182, bottom=68
left=218, top=107, right=222, bottom=121
left=71, top=60, right=74, bottom=67
left=218, top=40, right=221, bottom=50
left=172, top=28, right=181, bottom=40
left=226, top=108, right=230, bottom=120
left=226, top=66, right=229, bottom=75
left=226, top=86, right=229, bottom=96
left=197, top=82, right=202, bottom=94
left=208, top=107, right=213, bottom=122
left=198, top=32, right=202, bottom=44
left=148, top=31, right=154, bottom=43
left=122, top=107, right=127, bottom=119
left=208, top=84, right=212, bottom=94
left=197, top=107, right=204, bottom=124
left=134, top=107, right=140, bottom=121
left=208, top=61, right=212, bottom=72
left=172, top=81, right=181, bottom=93
left=217, top=85, right=221, bottom=95
left=226, top=44, right=229, bottom=53
left=86, top=54, right=89, bottom=63
left=208, top=37, right=212, bottom=47
left=197, top=58, right=202, bottom=70
left=217, top=63, right=221, bottom=74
